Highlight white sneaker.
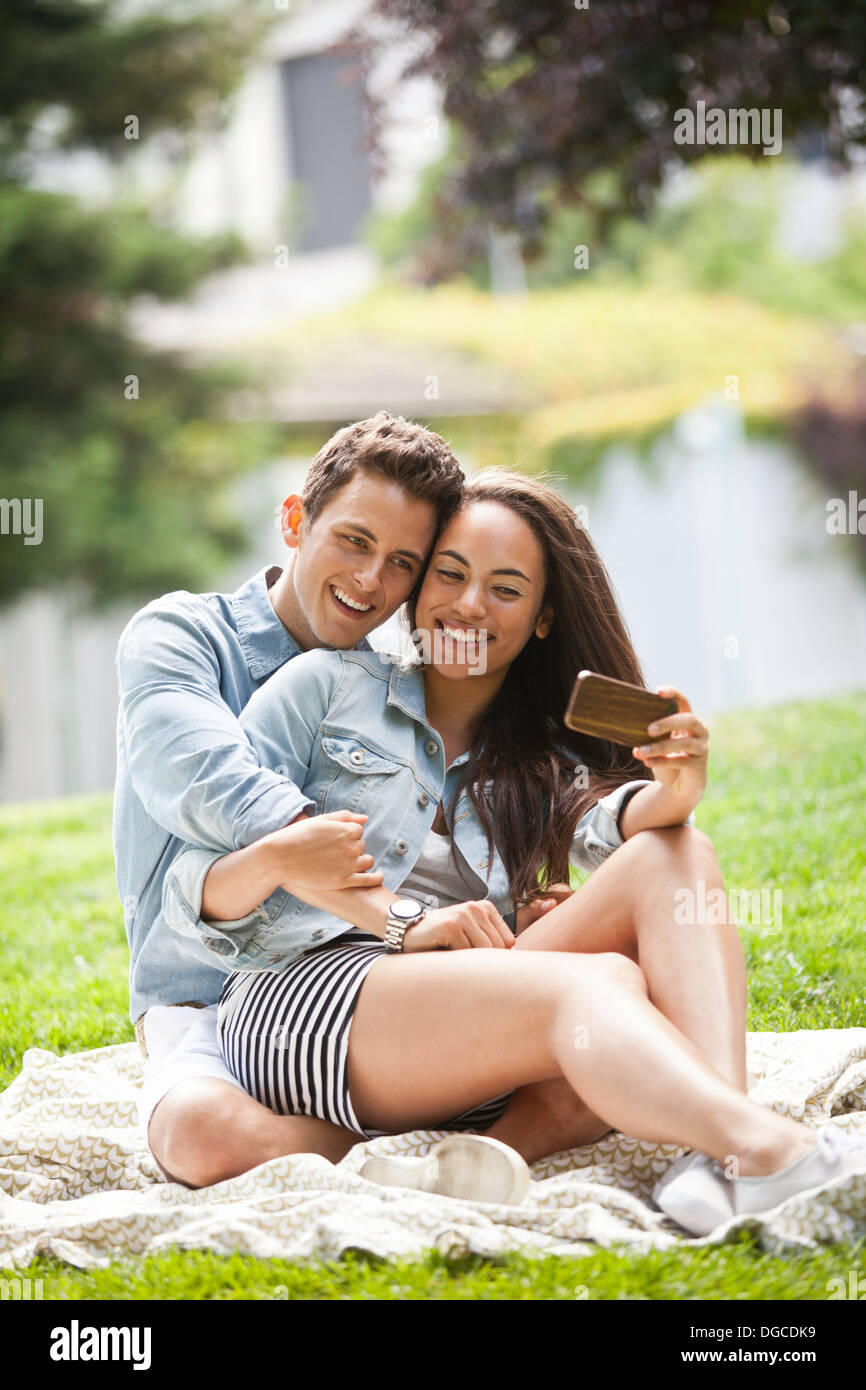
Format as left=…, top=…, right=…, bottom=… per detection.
left=653, top=1150, right=733, bottom=1236
left=360, top=1134, right=531, bottom=1206
left=730, top=1126, right=866, bottom=1218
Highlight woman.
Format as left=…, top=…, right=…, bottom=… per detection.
left=164, top=470, right=865, bottom=1234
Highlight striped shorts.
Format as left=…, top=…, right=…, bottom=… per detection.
left=216, top=931, right=514, bottom=1140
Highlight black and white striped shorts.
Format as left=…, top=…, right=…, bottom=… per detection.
left=216, top=931, right=514, bottom=1139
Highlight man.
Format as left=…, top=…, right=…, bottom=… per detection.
left=116, top=411, right=457, bottom=1182
left=116, top=410, right=615, bottom=1191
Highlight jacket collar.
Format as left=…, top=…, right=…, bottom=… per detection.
left=231, top=565, right=370, bottom=681
left=386, top=660, right=471, bottom=767
left=386, top=659, right=427, bottom=722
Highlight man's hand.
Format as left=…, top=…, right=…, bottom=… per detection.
left=265, top=811, right=385, bottom=891
left=403, top=899, right=514, bottom=952
left=514, top=883, right=574, bottom=936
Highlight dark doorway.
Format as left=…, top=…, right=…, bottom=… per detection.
left=280, top=52, right=372, bottom=252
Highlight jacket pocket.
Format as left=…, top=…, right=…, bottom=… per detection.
left=320, top=734, right=404, bottom=776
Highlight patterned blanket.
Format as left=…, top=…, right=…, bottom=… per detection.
left=1, top=1029, right=865, bottom=1268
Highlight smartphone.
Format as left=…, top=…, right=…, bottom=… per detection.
left=565, top=670, right=678, bottom=748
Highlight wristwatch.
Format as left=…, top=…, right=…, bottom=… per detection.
left=383, top=898, right=428, bottom=953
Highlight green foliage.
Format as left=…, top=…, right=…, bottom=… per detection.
left=370, top=152, right=866, bottom=324
left=365, top=129, right=494, bottom=290
left=366, top=153, right=451, bottom=271
left=359, top=1, right=866, bottom=272
left=0, top=0, right=281, bottom=609
left=357, top=154, right=866, bottom=526
left=291, top=275, right=848, bottom=475
left=0, top=0, right=271, bottom=158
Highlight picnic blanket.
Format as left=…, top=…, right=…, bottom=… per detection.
left=1, top=1029, right=865, bottom=1268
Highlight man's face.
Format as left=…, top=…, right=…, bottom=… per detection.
left=288, top=472, right=439, bottom=648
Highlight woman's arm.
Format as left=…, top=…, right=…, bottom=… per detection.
left=617, top=780, right=698, bottom=838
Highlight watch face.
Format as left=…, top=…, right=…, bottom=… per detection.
left=391, top=898, right=424, bottom=922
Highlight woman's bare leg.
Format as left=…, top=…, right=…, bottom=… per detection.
left=515, top=827, right=747, bottom=1087
left=346, top=949, right=813, bottom=1178
left=486, top=825, right=746, bottom=1162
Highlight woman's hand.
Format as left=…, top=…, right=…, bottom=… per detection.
left=403, top=899, right=515, bottom=952
left=632, top=685, right=709, bottom=813
left=515, top=884, right=574, bottom=935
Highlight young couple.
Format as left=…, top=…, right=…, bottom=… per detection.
left=115, top=411, right=865, bottom=1237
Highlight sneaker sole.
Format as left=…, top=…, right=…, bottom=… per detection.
left=361, top=1134, right=531, bottom=1206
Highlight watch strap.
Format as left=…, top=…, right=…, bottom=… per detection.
left=384, top=905, right=427, bottom=953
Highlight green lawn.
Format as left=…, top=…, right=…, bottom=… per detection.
left=1, top=690, right=865, bottom=1299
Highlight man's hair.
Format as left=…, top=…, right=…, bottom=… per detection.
left=302, top=411, right=464, bottom=529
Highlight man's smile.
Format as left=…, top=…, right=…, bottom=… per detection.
left=330, top=583, right=375, bottom=617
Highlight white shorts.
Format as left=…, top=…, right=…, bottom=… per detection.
left=138, top=1004, right=243, bottom=1181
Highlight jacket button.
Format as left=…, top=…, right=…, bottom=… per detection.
left=395, top=839, right=409, bottom=854
left=425, top=739, right=439, bottom=756
left=418, top=792, right=429, bottom=807
left=349, top=750, right=364, bottom=765
left=312, top=929, right=325, bottom=940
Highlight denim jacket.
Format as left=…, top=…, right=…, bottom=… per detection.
left=162, top=647, right=664, bottom=972
left=114, top=564, right=376, bottom=1022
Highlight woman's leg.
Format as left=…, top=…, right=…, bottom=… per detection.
left=516, top=826, right=747, bottom=1089
left=485, top=825, right=747, bottom=1163
left=345, top=949, right=813, bottom=1177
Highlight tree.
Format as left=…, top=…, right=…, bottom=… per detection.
left=0, top=0, right=279, bottom=608
left=355, top=1, right=866, bottom=275
left=355, top=1, right=866, bottom=566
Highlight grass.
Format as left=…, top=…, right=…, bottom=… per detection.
left=1, top=689, right=865, bottom=1298
left=4, top=1239, right=865, bottom=1302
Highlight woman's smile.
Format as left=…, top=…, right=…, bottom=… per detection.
left=435, top=618, right=492, bottom=644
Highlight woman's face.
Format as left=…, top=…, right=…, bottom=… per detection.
left=413, top=499, right=553, bottom=683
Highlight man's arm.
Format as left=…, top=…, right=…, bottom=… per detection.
left=180, top=831, right=512, bottom=954
left=117, top=602, right=316, bottom=851
left=162, top=830, right=398, bottom=950
left=198, top=814, right=383, bottom=920
left=199, top=828, right=399, bottom=935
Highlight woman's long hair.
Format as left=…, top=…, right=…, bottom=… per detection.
left=408, top=468, right=652, bottom=905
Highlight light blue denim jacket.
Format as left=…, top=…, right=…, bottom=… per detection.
left=114, top=565, right=373, bottom=1022
left=162, top=646, right=665, bottom=972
